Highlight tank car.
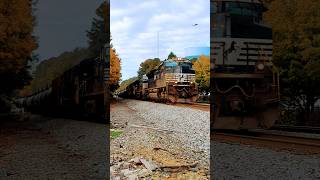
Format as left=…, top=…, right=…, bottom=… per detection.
left=211, top=0, right=280, bottom=129
left=19, top=47, right=109, bottom=122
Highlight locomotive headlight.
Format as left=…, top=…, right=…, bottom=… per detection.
left=257, top=63, right=265, bottom=71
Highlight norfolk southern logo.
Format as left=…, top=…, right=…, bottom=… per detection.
left=223, top=41, right=241, bottom=62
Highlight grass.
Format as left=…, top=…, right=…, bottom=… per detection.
left=110, top=129, right=123, bottom=139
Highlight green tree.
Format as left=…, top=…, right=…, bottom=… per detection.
left=167, top=52, right=177, bottom=59
left=86, top=1, right=109, bottom=57
left=265, top=0, right=320, bottom=123
left=87, top=1, right=120, bottom=92
left=29, top=48, right=90, bottom=93
left=137, top=58, right=161, bottom=78
left=116, top=77, right=138, bottom=93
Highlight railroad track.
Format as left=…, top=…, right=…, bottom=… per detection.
left=212, top=130, right=320, bottom=154
left=271, top=125, right=320, bottom=134
left=174, top=103, right=210, bottom=111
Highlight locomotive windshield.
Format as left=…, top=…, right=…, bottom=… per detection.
left=163, top=62, right=195, bottom=74
left=212, top=1, right=271, bottom=39
left=179, top=62, right=195, bottom=74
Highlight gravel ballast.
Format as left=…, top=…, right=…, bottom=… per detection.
left=126, top=100, right=210, bottom=154
left=110, top=99, right=210, bottom=179
left=212, top=141, right=320, bottom=179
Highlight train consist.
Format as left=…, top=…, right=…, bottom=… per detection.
left=120, top=58, right=198, bottom=103
left=211, top=0, right=280, bottom=129
left=17, top=50, right=110, bottom=122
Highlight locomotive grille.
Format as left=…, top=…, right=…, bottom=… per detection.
left=165, top=73, right=195, bottom=83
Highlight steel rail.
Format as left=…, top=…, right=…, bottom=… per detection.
left=212, top=131, right=320, bottom=148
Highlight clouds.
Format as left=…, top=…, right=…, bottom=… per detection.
left=111, top=0, right=210, bottom=80
left=111, top=17, right=135, bottom=36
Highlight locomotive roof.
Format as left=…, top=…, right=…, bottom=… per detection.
left=213, top=0, right=263, bottom=4
left=145, top=58, right=191, bottom=77
left=159, top=58, right=191, bottom=66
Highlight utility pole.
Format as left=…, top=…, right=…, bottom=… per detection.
left=157, top=31, right=159, bottom=59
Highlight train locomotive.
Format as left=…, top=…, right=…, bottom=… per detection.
left=120, top=58, right=198, bottom=103
left=211, top=0, right=280, bottom=129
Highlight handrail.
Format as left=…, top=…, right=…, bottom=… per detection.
left=215, top=83, right=255, bottom=98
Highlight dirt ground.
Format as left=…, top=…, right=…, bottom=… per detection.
left=0, top=115, right=108, bottom=180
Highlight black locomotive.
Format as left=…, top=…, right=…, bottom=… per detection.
left=211, top=0, right=280, bottom=129
left=120, top=58, right=198, bottom=103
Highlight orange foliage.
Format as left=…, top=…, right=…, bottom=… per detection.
left=109, top=48, right=121, bottom=85
left=0, top=0, right=37, bottom=74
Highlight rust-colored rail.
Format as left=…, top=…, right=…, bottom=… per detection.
left=271, top=125, right=320, bottom=134
left=174, top=103, right=210, bottom=111
left=212, top=130, right=320, bottom=154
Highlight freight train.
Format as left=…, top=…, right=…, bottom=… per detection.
left=119, top=58, right=198, bottom=103
left=211, top=0, right=280, bottom=129
left=17, top=48, right=110, bottom=123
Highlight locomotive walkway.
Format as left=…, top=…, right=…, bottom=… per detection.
left=110, top=98, right=210, bottom=179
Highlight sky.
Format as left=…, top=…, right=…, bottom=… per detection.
left=34, top=0, right=104, bottom=61
left=110, top=0, right=210, bottom=80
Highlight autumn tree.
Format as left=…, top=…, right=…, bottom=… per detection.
left=137, top=58, right=161, bottom=78
left=192, top=55, right=210, bottom=94
left=265, top=0, right=320, bottom=124
left=109, top=47, right=121, bottom=91
left=87, top=1, right=109, bottom=57
left=0, top=0, right=38, bottom=112
left=0, top=0, right=37, bottom=94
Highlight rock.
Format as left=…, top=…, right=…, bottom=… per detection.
left=191, top=167, right=199, bottom=172
left=120, top=169, right=140, bottom=177
left=128, top=174, right=139, bottom=180
left=115, top=162, right=124, bottom=169
left=137, top=169, right=152, bottom=178
left=129, top=157, right=142, bottom=164
left=140, top=158, right=158, bottom=171
left=113, top=176, right=120, bottom=180
left=110, top=167, right=115, bottom=174
left=121, top=162, right=131, bottom=169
